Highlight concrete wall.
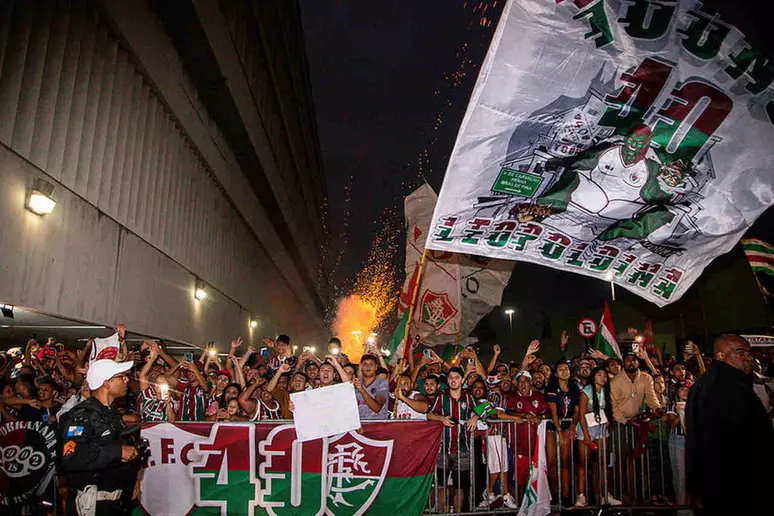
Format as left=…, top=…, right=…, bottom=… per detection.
left=0, top=0, right=328, bottom=349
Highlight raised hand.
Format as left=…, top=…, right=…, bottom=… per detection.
left=246, top=345, right=257, bottom=355
left=560, top=330, right=569, bottom=348
left=278, top=362, right=291, bottom=374
left=588, top=349, right=607, bottom=360
left=144, top=340, right=160, bottom=357
left=352, top=377, right=363, bottom=392
left=116, top=323, right=126, bottom=339
left=493, top=344, right=501, bottom=356
left=527, top=340, right=540, bottom=355
left=230, top=337, right=243, bottom=353
left=262, top=337, right=275, bottom=349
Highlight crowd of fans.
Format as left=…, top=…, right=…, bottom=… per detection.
left=1, top=324, right=772, bottom=513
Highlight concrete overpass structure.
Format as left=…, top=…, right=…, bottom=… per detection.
left=0, top=0, right=330, bottom=351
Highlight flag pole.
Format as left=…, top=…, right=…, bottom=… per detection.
left=393, top=248, right=428, bottom=418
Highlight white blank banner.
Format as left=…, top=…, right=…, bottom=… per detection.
left=290, top=382, right=360, bottom=442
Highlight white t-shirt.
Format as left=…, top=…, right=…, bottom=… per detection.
left=394, top=391, right=427, bottom=420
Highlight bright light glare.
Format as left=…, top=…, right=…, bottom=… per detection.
left=250, top=320, right=258, bottom=328
left=27, top=191, right=56, bottom=215
left=195, top=288, right=207, bottom=300
left=504, top=309, right=515, bottom=315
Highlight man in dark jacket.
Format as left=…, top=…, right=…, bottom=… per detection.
left=59, top=359, right=138, bottom=515
left=686, top=334, right=774, bottom=515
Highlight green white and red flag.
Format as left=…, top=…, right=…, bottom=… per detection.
left=518, top=421, right=551, bottom=516
left=741, top=238, right=774, bottom=278
left=594, top=302, right=622, bottom=360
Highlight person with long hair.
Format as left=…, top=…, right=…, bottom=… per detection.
left=575, top=367, right=621, bottom=507
left=545, top=360, right=580, bottom=506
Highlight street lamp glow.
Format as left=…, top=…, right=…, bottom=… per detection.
left=249, top=319, right=258, bottom=329
left=504, top=308, right=515, bottom=333
left=194, top=288, right=207, bottom=300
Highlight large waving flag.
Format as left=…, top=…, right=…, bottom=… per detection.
left=425, top=0, right=774, bottom=307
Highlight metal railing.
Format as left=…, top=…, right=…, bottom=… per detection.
left=424, top=418, right=691, bottom=514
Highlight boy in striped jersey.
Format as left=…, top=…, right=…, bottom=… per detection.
left=428, top=367, right=479, bottom=512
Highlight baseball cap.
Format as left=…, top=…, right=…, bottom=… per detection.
left=86, top=359, right=133, bottom=390
left=217, top=369, right=232, bottom=381
left=579, top=359, right=593, bottom=368
left=515, top=370, right=532, bottom=380
left=486, top=374, right=502, bottom=386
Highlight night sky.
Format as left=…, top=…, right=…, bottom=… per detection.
left=300, top=1, right=774, bottom=360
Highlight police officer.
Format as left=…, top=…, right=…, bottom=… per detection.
left=58, top=359, right=138, bottom=515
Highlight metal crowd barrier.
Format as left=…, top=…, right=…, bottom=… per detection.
left=424, top=418, right=692, bottom=514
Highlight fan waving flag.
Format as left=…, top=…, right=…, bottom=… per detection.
left=594, top=302, right=622, bottom=360
left=425, top=0, right=774, bottom=307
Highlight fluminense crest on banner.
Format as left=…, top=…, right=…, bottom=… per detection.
left=426, top=0, right=774, bottom=306
left=395, top=185, right=513, bottom=352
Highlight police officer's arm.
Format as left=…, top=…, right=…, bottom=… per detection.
left=59, top=414, right=126, bottom=472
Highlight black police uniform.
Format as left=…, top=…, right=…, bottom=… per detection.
left=58, top=397, right=136, bottom=515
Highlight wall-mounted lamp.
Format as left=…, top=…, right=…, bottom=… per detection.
left=26, top=178, right=57, bottom=216
left=194, top=279, right=207, bottom=301
left=250, top=319, right=258, bottom=329
left=0, top=303, right=14, bottom=318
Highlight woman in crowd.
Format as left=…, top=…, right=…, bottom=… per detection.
left=576, top=367, right=621, bottom=507
left=545, top=360, right=580, bottom=506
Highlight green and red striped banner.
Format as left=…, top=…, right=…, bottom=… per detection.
left=741, top=238, right=774, bottom=278
left=133, top=421, right=442, bottom=515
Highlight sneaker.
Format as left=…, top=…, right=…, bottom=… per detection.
left=575, top=494, right=587, bottom=507
left=503, top=493, right=519, bottom=509
left=477, top=491, right=499, bottom=509
left=606, top=494, right=622, bottom=506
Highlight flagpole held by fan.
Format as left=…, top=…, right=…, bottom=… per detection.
left=393, top=248, right=428, bottom=418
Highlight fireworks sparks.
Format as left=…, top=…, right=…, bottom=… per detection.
left=332, top=214, right=400, bottom=362
left=412, top=1, right=501, bottom=182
